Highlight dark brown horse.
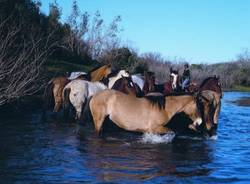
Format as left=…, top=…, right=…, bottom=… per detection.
left=131, top=72, right=156, bottom=96
left=111, top=76, right=142, bottom=97
left=186, top=76, right=221, bottom=94
left=174, top=76, right=222, bottom=136
left=198, top=76, right=222, bottom=135
left=142, top=72, right=156, bottom=95
left=199, top=76, right=222, bottom=94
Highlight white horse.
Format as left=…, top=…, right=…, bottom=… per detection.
left=63, top=79, right=107, bottom=120
left=68, top=71, right=87, bottom=80
left=107, top=70, right=130, bottom=88
left=131, top=74, right=145, bottom=90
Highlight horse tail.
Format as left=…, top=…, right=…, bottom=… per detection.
left=63, top=88, right=71, bottom=119
left=43, top=80, right=54, bottom=110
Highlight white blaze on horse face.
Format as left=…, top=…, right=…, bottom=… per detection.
left=193, top=117, right=202, bottom=126
left=120, top=70, right=129, bottom=77
left=170, top=73, right=178, bottom=89
left=108, top=70, right=130, bottom=89
left=188, top=117, right=202, bottom=131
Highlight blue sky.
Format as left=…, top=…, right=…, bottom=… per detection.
left=40, top=0, right=250, bottom=64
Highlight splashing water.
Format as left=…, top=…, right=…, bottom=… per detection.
left=139, top=132, right=175, bottom=144
left=207, top=135, right=218, bottom=140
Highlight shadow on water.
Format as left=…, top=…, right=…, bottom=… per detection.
left=0, top=92, right=250, bottom=183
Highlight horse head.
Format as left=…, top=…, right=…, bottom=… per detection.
left=89, top=64, right=113, bottom=82
left=199, top=76, right=222, bottom=96
left=112, top=76, right=137, bottom=96
left=197, top=90, right=221, bottom=136
left=177, top=93, right=203, bottom=131
left=170, top=69, right=179, bottom=91
left=104, top=64, right=113, bottom=77
left=119, top=70, right=130, bottom=78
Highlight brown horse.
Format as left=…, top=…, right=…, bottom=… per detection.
left=111, top=76, right=139, bottom=96
left=89, top=89, right=203, bottom=135
left=198, top=90, right=222, bottom=136
left=199, top=76, right=222, bottom=94
left=186, top=76, right=221, bottom=94
left=197, top=76, right=222, bottom=134
left=44, top=76, right=70, bottom=112
left=131, top=72, right=155, bottom=96
left=87, top=64, right=112, bottom=82
left=142, top=71, right=156, bottom=95
left=178, top=76, right=222, bottom=136
left=44, top=64, right=112, bottom=112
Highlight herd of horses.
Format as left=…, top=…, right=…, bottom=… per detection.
left=44, top=64, right=222, bottom=137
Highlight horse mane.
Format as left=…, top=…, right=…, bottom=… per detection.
left=111, top=77, right=124, bottom=89
left=88, top=65, right=111, bottom=73
left=86, top=64, right=112, bottom=81
left=88, top=64, right=106, bottom=73
left=106, top=70, right=120, bottom=78
left=164, top=92, right=194, bottom=96
left=92, top=81, right=107, bottom=89
left=144, top=95, right=166, bottom=109
left=199, top=76, right=217, bottom=88
left=145, top=71, right=155, bottom=77
left=99, top=77, right=109, bottom=86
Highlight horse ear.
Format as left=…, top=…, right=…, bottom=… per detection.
left=170, top=67, right=173, bottom=73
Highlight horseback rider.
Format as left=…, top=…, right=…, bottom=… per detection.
left=181, top=63, right=191, bottom=91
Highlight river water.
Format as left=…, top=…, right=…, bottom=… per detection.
left=0, top=92, right=250, bottom=183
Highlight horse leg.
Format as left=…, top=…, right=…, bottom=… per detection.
left=54, top=99, right=62, bottom=112
left=151, top=126, right=170, bottom=134
left=75, top=104, right=83, bottom=120
left=81, top=99, right=90, bottom=124
left=91, top=107, right=106, bottom=136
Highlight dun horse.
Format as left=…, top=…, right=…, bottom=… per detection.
left=89, top=89, right=203, bottom=135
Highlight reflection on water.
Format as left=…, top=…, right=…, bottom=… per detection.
left=0, top=92, right=250, bottom=183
